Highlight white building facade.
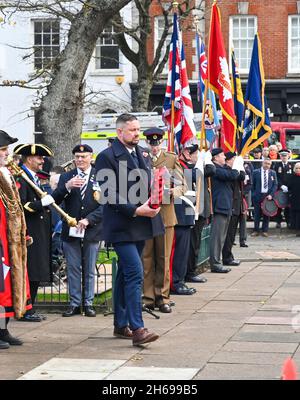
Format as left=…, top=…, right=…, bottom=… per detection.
left=0, top=2, right=134, bottom=143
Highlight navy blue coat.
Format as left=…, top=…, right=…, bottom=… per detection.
left=95, top=138, right=164, bottom=243
left=16, top=168, right=52, bottom=281
left=211, top=164, right=239, bottom=216
left=252, top=168, right=278, bottom=203
left=52, top=167, right=103, bottom=242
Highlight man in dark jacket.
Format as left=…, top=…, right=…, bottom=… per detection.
left=274, top=149, right=293, bottom=228
left=209, top=148, right=240, bottom=273
left=13, top=143, right=54, bottom=322
left=95, top=114, right=164, bottom=347
left=170, top=144, right=198, bottom=295
left=186, top=150, right=216, bottom=283
left=251, top=158, right=278, bottom=236
left=49, top=144, right=103, bottom=317
left=222, top=152, right=246, bottom=266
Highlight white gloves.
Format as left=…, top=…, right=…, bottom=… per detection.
left=204, top=150, right=213, bottom=165
left=195, top=150, right=205, bottom=172
left=195, top=150, right=213, bottom=170
left=281, top=185, right=288, bottom=193
left=232, top=156, right=244, bottom=172
left=41, top=194, right=55, bottom=207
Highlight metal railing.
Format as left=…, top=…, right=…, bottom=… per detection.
left=35, top=244, right=117, bottom=314
left=197, top=224, right=211, bottom=266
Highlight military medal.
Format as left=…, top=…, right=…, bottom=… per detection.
left=92, top=179, right=101, bottom=203
left=93, top=191, right=101, bottom=203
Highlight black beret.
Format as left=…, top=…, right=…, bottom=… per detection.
left=143, top=127, right=164, bottom=145
left=225, top=151, right=237, bottom=161
left=253, top=147, right=262, bottom=153
left=14, top=143, right=53, bottom=157
left=0, top=130, right=18, bottom=149
left=211, top=148, right=224, bottom=157
left=72, top=144, right=93, bottom=154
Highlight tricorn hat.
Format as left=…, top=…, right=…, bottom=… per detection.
left=14, top=143, right=53, bottom=157
left=0, top=130, right=18, bottom=149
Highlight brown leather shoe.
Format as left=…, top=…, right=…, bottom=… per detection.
left=251, top=231, right=259, bottom=237
left=113, top=326, right=133, bottom=339
left=132, top=328, right=159, bottom=346
left=262, top=232, right=269, bottom=237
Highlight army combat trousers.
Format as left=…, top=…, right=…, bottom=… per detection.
left=142, top=227, right=174, bottom=307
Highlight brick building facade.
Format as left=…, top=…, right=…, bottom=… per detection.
left=150, top=0, right=300, bottom=122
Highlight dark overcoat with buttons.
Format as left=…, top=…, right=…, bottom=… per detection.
left=95, top=138, right=164, bottom=244
left=16, top=170, right=52, bottom=282
left=52, top=167, right=103, bottom=243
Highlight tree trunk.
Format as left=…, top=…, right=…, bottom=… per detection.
left=132, top=75, right=154, bottom=112
left=40, top=0, right=131, bottom=164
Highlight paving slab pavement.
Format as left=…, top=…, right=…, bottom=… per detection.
left=2, top=229, right=300, bottom=380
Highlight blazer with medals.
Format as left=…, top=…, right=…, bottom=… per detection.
left=252, top=168, right=278, bottom=203
left=275, top=161, right=293, bottom=188
left=95, top=138, right=164, bottom=244
left=16, top=166, right=52, bottom=282
left=52, top=167, right=103, bottom=242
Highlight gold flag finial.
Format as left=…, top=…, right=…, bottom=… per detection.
left=172, top=1, right=179, bottom=10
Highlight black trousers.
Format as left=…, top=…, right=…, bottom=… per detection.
left=25, top=281, right=40, bottom=315
left=186, top=217, right=206, bottom=278
left=222, top=215, right=239, bottom=264
left=276, top=207, right=290, bottom=225
left=239, top=213, right=247, bottom=244
left=0, top=317, right=9, bottom=335
left=172, top=226, right=191, bottom=289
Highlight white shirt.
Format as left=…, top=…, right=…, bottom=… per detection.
left=126, top=147, right=135, bottom=155
left=26, top=166, right=38, bottom=181
left=261, top=168, right=269, bottom=193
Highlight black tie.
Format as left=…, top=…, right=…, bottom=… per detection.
left=131, top=150, right=139, bottom=168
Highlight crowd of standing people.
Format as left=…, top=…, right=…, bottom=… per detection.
left=1, top=114, right=300, bottom=349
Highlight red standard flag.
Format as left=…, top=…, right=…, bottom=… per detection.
left=207, top=2, right=236, bottom=152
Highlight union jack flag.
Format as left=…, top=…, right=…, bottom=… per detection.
left=162, top=13, right=196, bottom=153
left=196, top=33, right=207, bottom=104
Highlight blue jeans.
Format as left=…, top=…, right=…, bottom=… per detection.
left=113, top=241, right=145, bottom=331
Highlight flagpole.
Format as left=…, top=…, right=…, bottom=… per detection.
left=231, top=49, right=240, bottom=154
left=204, top=0, right=218, bottom=216
left=169, top=1, right=179, bottom=153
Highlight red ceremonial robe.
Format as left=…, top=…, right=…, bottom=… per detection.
left=0, top=197, right=32, bottom=318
